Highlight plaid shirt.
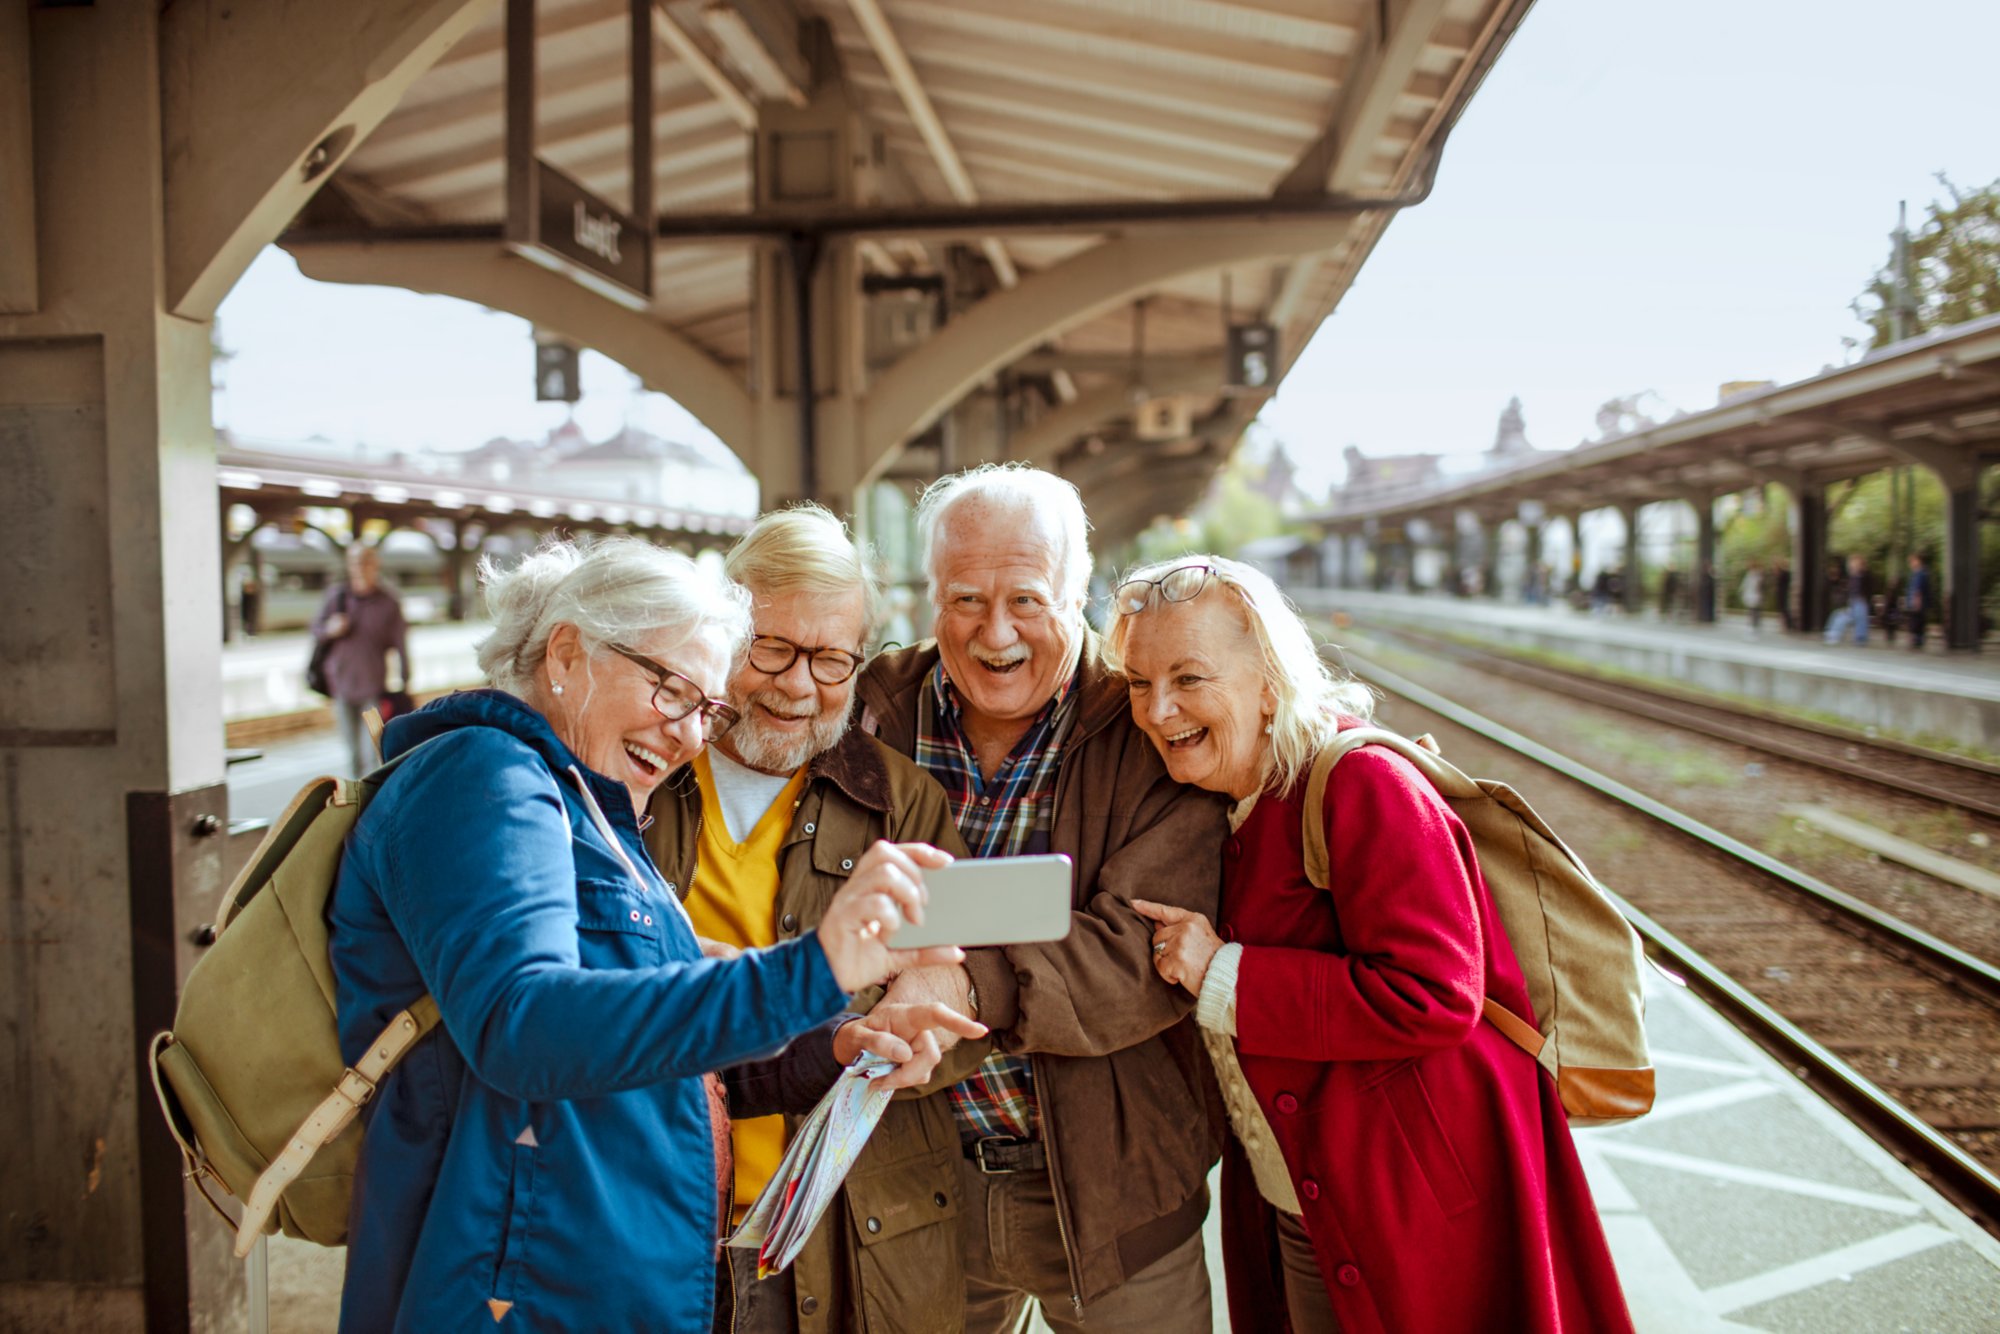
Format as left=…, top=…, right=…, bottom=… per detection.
left=914, top=658, right=1079, bottom=1140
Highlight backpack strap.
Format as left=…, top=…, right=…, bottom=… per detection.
left=1300, top=727, right=1458, bottom=889
left=233, top=994, right=442, bottom=1257
left=1299, top=728, right=1546, bottom=1064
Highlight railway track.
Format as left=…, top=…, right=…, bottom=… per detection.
left=1363, top=622, right=2000, bottom=820
left=1336, top=649, right=2000, bottom=1235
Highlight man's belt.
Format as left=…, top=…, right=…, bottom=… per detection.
left=965, top=1136, right=1046, bottom=1175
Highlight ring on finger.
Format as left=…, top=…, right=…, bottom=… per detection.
left=1152, top=941, right=1167, bottom=955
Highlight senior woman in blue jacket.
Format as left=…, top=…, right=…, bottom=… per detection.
left=329, top=537, right=969, bottom=1332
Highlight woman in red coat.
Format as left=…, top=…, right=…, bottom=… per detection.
left=1106, top=556, right=1633, bottom=1334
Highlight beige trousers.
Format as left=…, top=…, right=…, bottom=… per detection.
left=957, top=1157, right=1213, bottom=1334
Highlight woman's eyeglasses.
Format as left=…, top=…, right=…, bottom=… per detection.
left=1113, top=563, right=1216, bottom=616
left=746, top=633, right=863, bottom=686
left=608, top=646, right=741, bottom=740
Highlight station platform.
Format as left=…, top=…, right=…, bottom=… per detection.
left=1290, top=588, right=2000, bottom=753
left=249, top=963, right=2000, bottom=1332
left=1575, top=968, right=2000, bottom=1331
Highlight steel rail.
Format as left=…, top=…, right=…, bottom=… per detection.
left=1369, top=622, right=2000, bottom=818
left=1334, top=648, right=2000, bottom=1228
left=1337, top=650, right=2000, bottom=1000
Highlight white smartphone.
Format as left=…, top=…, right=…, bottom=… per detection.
left=889, top=853, right=1074, bottom=949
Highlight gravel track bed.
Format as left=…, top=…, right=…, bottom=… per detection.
left=1348, top=674, right=2000, bottom=1177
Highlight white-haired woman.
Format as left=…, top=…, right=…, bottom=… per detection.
left=328, top=537, right=968, bottom=1333
left=1107, top=556, right=1631, bottom=1334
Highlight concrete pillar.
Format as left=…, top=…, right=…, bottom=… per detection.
left=1523, top=519, right=1544, bottom=603
left=1482, top=517, right=1502, bottom=599
left=1691, top=492, right=1717, bottom=625
left=746, top=28, right=870, bottom=512
left=1620, top=503, right=1643, bottom=614
left=1556, top=512, right=1581, bottom=595
left=1792, top=481, right=1830, bottom=633
left=0, top=6, right=237, bottom=1328
left=1943, top=473, right=1983, bottom=651
left=445, top=517, right=472, bottom=622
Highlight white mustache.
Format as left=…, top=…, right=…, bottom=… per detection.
left=743, top=688, right=816, bottom=719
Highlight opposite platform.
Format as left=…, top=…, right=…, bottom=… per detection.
left=1292, top=588, right=2000, bottom=752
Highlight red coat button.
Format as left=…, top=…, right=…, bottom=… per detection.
left=1337, top=1264, right=1360, bottom=1287
left=1226, top=836, right=1243, bottom=857
left=1275, top=1093, right=1299, bottom=1115
left=1300, top=1179, right=1320, bottom=1201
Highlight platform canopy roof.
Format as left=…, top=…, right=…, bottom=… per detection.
left=281, top=0, right=1530, bottom=546
left=1312, top=313, right=2000, bottom=528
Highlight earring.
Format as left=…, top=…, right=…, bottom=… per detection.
left=552, top=681, right=565, bottom=697
left=1263, top=720, right=1273, bottom=735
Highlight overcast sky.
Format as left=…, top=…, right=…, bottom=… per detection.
left=216, top=0, right=2000, bottom=497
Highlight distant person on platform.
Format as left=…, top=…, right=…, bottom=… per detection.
left=1774, top=557, right=1794, bottom=632
left=312, top=544, right=410, bottom=776
left=1739, top=560, right=1765, bottom=634
left=1904, top=552, right=1937, bottom=651
left=1825, top=553, right=1872, bottom=647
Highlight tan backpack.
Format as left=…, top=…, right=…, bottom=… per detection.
left=149, top=743, right=441, bottom=1258
left=1303, top=728, right=1653, bottom=1126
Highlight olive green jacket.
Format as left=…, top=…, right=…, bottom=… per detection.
left=646, top=727, right=985, bottom=1334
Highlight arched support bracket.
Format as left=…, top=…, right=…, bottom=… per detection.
left=287, top=240, right=757, bottom=457
left=859, top=219, right=1352, bottom=485
left=1007, top=367, right=1220, bottom=469
left=162, top=0, right=496, bottom=319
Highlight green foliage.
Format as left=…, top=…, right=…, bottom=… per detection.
left=1122, top=447, right=1300, bottom=566
left=1854, top=174, right=2000, bottom=348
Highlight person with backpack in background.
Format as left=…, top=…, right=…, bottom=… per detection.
left=310, top=543, right=411, bottom=776
left=1905, top=551, right=1937, bottom=651
left=1826, top=552, right=1873, bottom=646
left=1105, top=555, right=1634, bottom=1334
left=326, top=537, right=975, bottom=1332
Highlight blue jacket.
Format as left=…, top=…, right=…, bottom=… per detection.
left=329, top=689, right=850, bottom=1332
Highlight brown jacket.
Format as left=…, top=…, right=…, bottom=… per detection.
left=646, top=728, right=985, bottom=1334
left=855, top=631, right=1230, bottom=1314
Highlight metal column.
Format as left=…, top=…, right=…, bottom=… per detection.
left=1693, top=494, right=1717, bottom=624
left=1620, top=503, right=1643, bottom=615
left=1944, top=476, right=1982, bottom=651
left=1793, top=482, right=1830, bottom=633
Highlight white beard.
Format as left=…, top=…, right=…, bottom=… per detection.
left=726, top=688, right=851, bottom=773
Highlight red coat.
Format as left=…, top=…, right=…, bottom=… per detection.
left=1215, top=727, right=1634, bottom=1334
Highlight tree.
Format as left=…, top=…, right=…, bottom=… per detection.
left=1854, top=174, right=2000, bottom=348
left=1123, top=447, right=1298, bottom=567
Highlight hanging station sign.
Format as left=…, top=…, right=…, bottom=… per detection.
left=535, top=338, right=582, bottom=402
left=505, top=0, right=654, bottom=310
left=1225, top=322, right=1279, bottom=391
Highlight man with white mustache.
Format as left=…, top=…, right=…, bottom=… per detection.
left=855, top=464, right=1230, bottom=1334
left=644, top=505, right=985, bottom=1334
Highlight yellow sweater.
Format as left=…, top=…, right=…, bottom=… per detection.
left=686, top=748, right=808, bottom=1222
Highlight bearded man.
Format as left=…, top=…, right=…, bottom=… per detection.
left=646, top=504, right=985, bottom=1334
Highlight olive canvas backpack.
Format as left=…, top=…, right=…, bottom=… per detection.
left=149, top=741, right=442, bottom=1258
left=1303, top=728, right=1654, bottom=1126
